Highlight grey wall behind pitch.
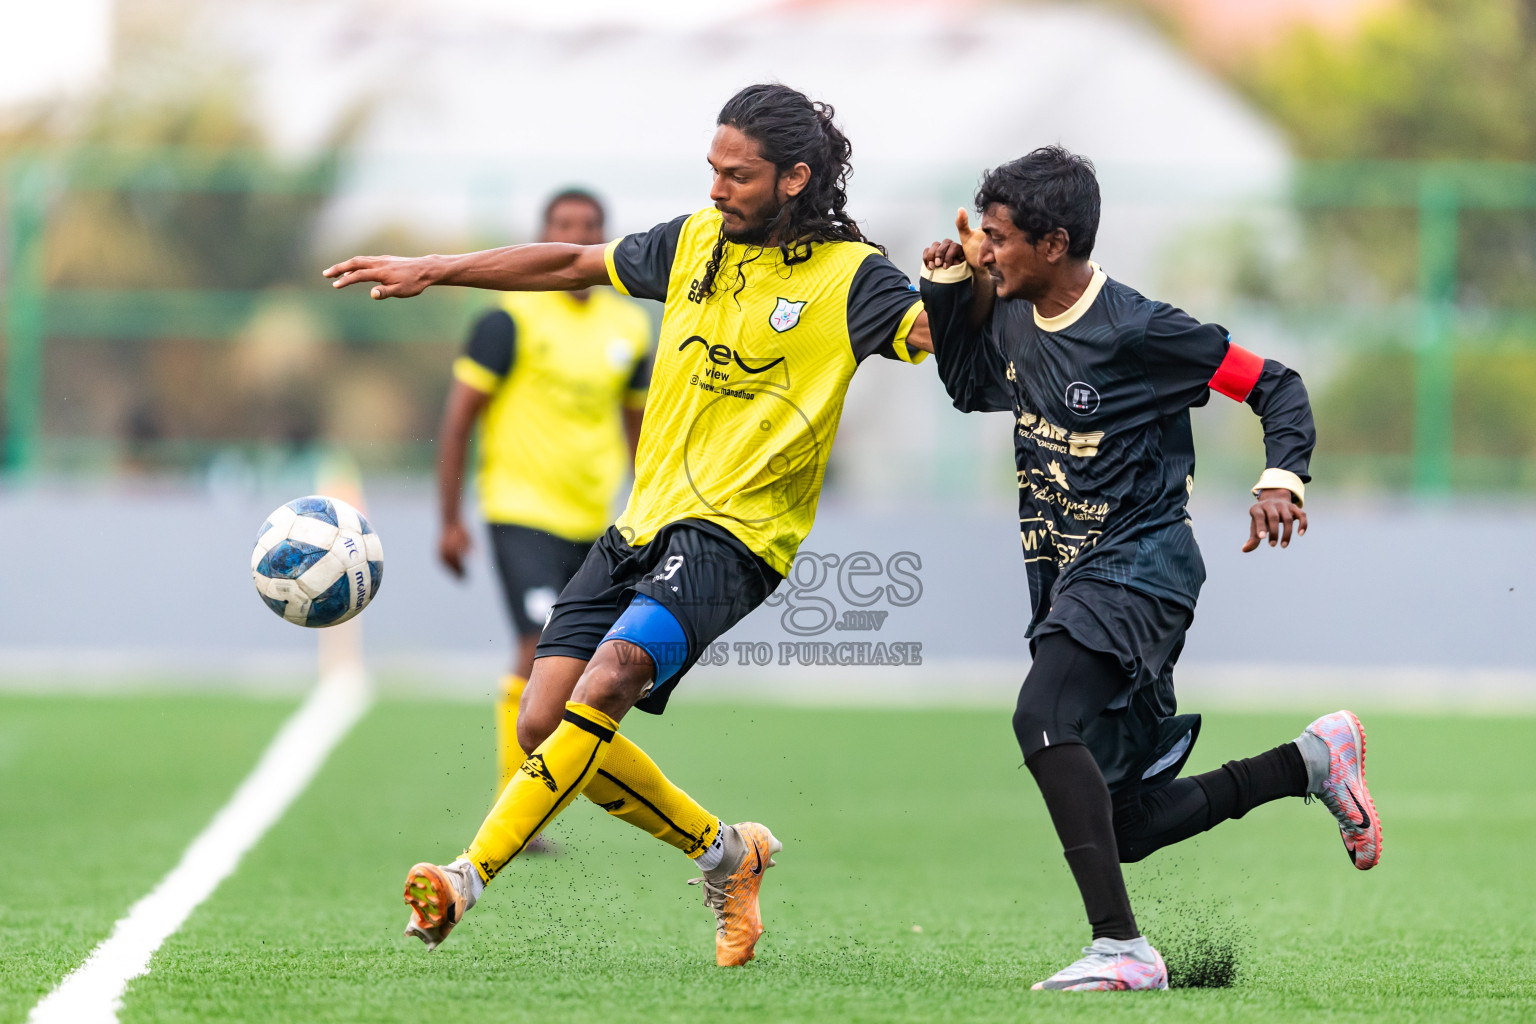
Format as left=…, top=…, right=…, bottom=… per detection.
left=1, top=484, right=1531, bottom=682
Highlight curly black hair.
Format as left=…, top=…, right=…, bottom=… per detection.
left=697, top=83, right=882, bottom=300
left=974, top=146, right=1100, bottom=259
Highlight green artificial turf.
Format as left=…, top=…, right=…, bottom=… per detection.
left=0, top=694, right=296, bottom=1022
left=11, top=695, right=1535, bottom=1022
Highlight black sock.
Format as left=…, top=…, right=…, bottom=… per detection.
left=1113, top=777, right=1212, bottom=863
left=1027, top=743, right=1139, bottom=941
left=1193, top=742, right=1308, bottom=825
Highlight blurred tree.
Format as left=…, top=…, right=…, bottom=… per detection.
left=0, top=3, right=373, bottom=467
left=1242, top=0, right=1536, bottom=161
left=23, top=79, right=343, bottom=290
left=1231, top=0, right=1536, bottom=481
left=1236, top=0, right=1536, bottom=306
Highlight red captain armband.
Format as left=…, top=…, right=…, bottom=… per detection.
left=1209, top=343, right=1264, bottom=402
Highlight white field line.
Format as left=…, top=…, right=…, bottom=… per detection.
left=28, top=666, right=372, bottom=1024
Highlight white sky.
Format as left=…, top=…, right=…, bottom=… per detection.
left=0, top=0, right=114, bottom=106
left=0, top=0, right=796, bottom=107
left=425, top=0, right=785, bottom=28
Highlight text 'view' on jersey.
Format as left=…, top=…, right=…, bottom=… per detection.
left=921, top=261, right=1315, bottom=633
left=603, top=207, right=926, bottom=574
left=454, top=289, right=654, bottom=542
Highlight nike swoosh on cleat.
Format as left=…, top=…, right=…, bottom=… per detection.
left=751, top=845, right=763, bottom=876
left=1346, top=788, right=1372, bottom=831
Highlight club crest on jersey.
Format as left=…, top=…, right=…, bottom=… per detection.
left=1064, top=381, right=1101, bottom=415
left=769, top=298, right=807, bottom=333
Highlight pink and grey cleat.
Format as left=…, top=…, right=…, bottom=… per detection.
left=1305, top=710, right=1382, bottom=870
left=1032, top=938, right=1169, bottom=991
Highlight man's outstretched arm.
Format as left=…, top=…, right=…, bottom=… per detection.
left=1235, top=354, right=1316, bottom=552
left=1144, top=310, right=1316, bottom=552
left=324, top=242, right=611, bottom=300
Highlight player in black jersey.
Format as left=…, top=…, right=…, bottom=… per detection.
left=920, top=147, right=1383, bottom=991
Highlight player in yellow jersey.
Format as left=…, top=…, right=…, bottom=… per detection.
left=326, top=83, right=935, bottom=966
left=436, top=189, right=652, bottom=823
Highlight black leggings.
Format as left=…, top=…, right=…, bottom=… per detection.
left=1015, top=632, right=1307, bottom=939
left=1012, top=632, right=1128, bottom=762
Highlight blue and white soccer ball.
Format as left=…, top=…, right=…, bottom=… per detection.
left=251, top=495, right=383, bottom=627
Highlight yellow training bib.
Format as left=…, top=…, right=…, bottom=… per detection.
left=606, top=209, right=924, bottom=574
left=453, top=289, right=652, bottom=541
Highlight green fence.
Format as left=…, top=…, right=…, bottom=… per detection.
left=1, top=148, right=478, bottom=477
left=4, top=152, right=1536, bottom=489
left=1292, top=161, right=1536, bottom=491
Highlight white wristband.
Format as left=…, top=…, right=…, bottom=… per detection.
left=919, top=263, right=972, bottom=283
left=1252, top=468, right=1305, bottom=507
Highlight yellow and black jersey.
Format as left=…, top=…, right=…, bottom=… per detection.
left=603, top=207, right=926, bottom=575
left=453, top=289, right=653, bottom=542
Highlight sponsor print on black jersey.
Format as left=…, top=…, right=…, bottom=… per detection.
left=1016, top=407, right=1105, bottom=459
left=1064, top=381, right=1100, bottom=415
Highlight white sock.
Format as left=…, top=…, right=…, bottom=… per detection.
left=1091, top=935, right=1155, bottom=962
left=693, top=822, right=727, bottom=872
left=1294, top=730, right=1330, bottom=794
left=452, top=858, right=486, bottom=902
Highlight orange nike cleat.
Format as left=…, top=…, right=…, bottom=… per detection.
left=688, top=822, right=782, bottom=966
left=402, top=859, right=478, bottom=950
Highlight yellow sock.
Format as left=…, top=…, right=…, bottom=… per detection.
left=464, top=701, right=617, bottom=882
left=495, top=674, right=528, bottom=796
left=582, top=733, right=722, bottom=858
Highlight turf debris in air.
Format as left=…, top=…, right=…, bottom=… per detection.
left=1157, top=908, right=1247, bottom=989
left=1129, top=860, right=1251, bottom=988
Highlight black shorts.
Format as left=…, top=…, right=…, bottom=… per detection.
left=1023, top=579, right=1201, bottom=793
left=535, top=520, right=783, bottom=715
left=489, top=523, right=594, bottom=637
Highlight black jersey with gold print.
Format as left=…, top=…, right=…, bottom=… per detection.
left=921, top=262, right=1315, bottom=635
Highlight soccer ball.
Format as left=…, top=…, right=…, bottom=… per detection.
left=251, top=495, right=383, bottom=627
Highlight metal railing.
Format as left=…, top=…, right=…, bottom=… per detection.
left=1292, top=161, right=1536, bottom=492
left=4, top=152, right=1536, bottom=491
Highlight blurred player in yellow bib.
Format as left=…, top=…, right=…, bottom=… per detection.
left=328, top=83, right=934, bottom=967
left=436, top=189, right=653, bottom=824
